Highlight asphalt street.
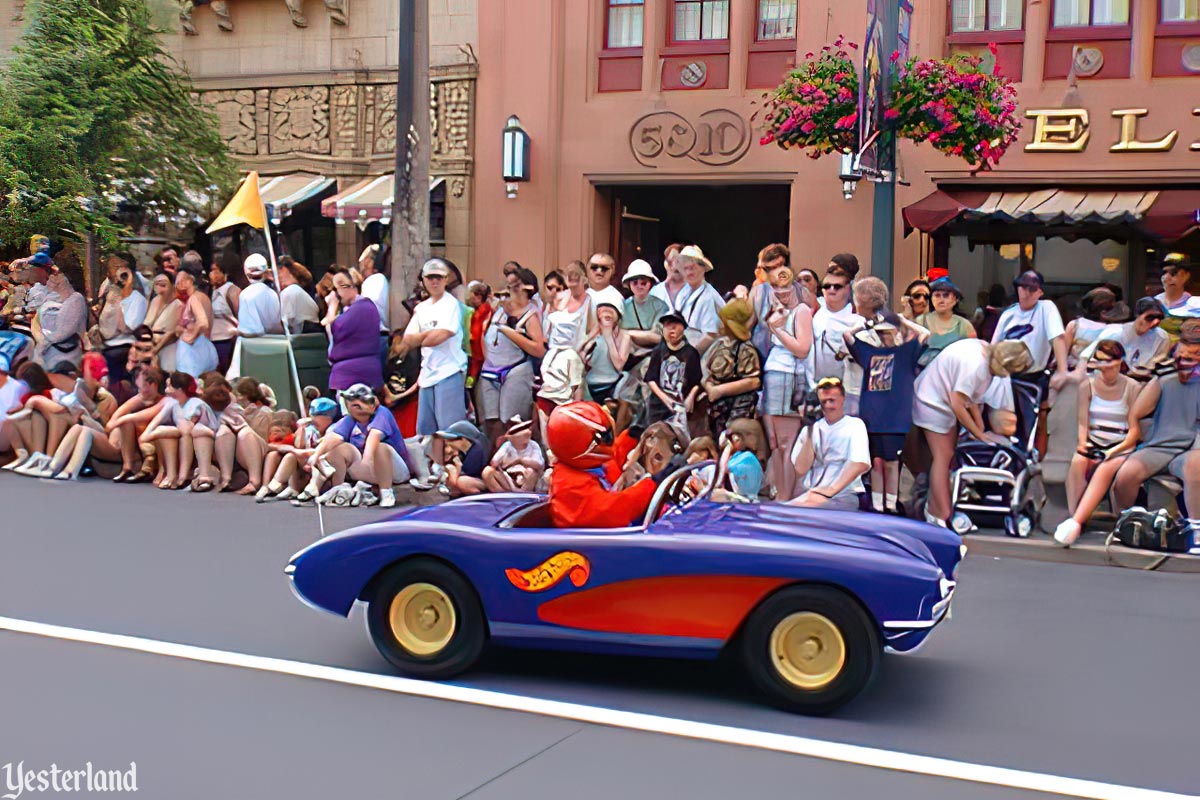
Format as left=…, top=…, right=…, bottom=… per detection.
left=1, top=476, right=1197, bottom=800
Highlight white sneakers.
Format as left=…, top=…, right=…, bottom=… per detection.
left=380, top=488, right=397, bottom=508
left=1053, top=518, right=1083, bottom=548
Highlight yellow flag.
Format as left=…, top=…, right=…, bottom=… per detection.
left=206, top=171, right=267, bottom=233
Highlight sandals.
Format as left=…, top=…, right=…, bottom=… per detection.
left=126, top=469, right=155, bottom=484
left=192, top=477, right=215, bottom=493
left=112, top=469, right=134, bottom=483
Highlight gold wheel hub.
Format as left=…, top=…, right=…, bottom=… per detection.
left=389, top=582, right=456, bottom=656
left=769, top=611, right=846, bottom=691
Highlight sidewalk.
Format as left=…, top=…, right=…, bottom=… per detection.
left=964, top=527, right=1200, bottom=574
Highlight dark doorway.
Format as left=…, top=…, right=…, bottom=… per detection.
left=601, top=183, right=791, bottom=293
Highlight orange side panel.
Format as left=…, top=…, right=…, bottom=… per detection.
left=536, top=576, right=788, bottom=640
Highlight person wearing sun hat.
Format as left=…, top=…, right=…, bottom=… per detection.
left=621, top=259, right=668, bottom=354
left=673, top=245, right=726, bottom=353
left=915, top=276, right=976, bottom=368
left=701, top=297, right=761, bottom=438
left=584, top=286, right=630, bottom=405
left=235, top=253, right=283, bottom=337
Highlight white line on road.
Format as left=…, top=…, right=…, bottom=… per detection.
left=0, top=614, right=1192, bottom=800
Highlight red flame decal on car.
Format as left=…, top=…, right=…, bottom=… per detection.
left=505, top=552, right=591, bottom=592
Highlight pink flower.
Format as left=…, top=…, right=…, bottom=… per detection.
left=987, top=42, right=998, bottom=56
left=929, top=132, right=941, bottom=143
left=884, top=108, right=900, bottom=121
left=759, top=133, right=776, bottom=146
left=889, top=50, right=900, bottom=63
left=800, top=121, right=817, bottom=134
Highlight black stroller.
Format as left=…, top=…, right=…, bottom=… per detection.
left=950, top=375, right=1047, bottom=537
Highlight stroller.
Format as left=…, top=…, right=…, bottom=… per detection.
left=950, top=375, right=1047, bottom=537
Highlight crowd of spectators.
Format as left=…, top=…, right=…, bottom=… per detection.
left=1, top=235, right=1198, bottom=540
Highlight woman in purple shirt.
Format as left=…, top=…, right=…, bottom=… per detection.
left=323, top=270, right=384, bottom=392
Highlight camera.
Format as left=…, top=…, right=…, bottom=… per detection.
left=799, top=388, right=824, bottom=426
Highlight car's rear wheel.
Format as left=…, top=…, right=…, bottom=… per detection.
left=740, top=585, right=880, bottom=715
left=366, top=558, right=486, bottom=678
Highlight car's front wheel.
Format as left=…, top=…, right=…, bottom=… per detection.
left=740, top=585, right=881, bottom=715
left=366, top=558, right=487, bottom=678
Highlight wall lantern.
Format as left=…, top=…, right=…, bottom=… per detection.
left=502, top=115, right=531, bottom=199
left=838, top=152, right=862, bottom=201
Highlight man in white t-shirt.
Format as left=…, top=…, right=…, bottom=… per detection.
left=674, top=245, right=725, bottom=353
left=1078, top=296, right=1172, bottom=377
left=991, top=270, right=1068, bottom=391
left=810, top=263, right=865, bottom=406
left=788, top=377, right=870, bottom=510
left=236, top=254, right=283, bottom=337
left=404, top=258, right=468, bottom=436
left=359, top=244, right=390, bottom=331
left=585, top=252, right=616, bottom=298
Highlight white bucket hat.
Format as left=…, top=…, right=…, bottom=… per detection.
left=621, top=259, right=659, bottom=284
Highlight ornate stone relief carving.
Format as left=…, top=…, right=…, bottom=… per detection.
left=268, top=86, right=331, bottom=155
left=179, top=0, right=344, bottom=34
left=200, top=89, right=259, bottom=155
left=199, top=73, right=474, bottom=172
left=450, top=178, right=465, bottom=198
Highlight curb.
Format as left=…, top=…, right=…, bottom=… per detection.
left=963, top=532, right=1200, bottom=573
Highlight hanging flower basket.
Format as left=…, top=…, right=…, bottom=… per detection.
left=888, top=48, right=1021, bottom=170
left=758, top=37, right=860, bottom=159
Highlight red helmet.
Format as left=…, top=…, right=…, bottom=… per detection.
left=546, top=401, right=614, bottom=470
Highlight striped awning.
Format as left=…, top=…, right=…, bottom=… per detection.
left=259, top=173, right=335, bottom=223
left=903, top=187, right=1200, bottom=241
left=320, top=174, right=446, bottom=225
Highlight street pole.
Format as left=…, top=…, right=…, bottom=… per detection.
left=389, top=0, right=431, bottom=327
left=869, top=0, right=899, bottom=293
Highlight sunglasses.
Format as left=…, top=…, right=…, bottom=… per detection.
left=589, top=264, right=611, bottom=273
left=909, top=292, right=930, bottom=301
left=815, top=377, right=843, bottom=389
left=1144, top=314, right=1165, bottom=323
left=822, top=283, right=847, bottom=292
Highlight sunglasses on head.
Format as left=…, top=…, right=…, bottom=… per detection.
left=822, top=282, right=847, bottom=291
left=815, top=377, right=843, bottom=389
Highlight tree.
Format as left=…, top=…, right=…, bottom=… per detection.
left=0, top=0, right=235, bottom=254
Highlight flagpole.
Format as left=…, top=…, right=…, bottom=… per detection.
left=261, top=201, right=306, bottom=414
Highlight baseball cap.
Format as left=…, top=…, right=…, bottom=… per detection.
left=244, top=253, right=269, bottom=277
left=506, top=417, right=533, bottom=436
left=308, top=397, right=339, bottom=418
left=659, top=312, right=687, bottom=327
left=421, top=259, right=450, bottom=278
left=1013, top=270, right=1044, bottom=290
left=340, top=383, right=376, bottom=403
left=29, top=252, right=53, bottom=268
left=592, top=286, right=625, bottom=317
left=435, top=420, right=483, bottom=441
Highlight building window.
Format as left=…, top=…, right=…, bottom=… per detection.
left=952, top=0, right=1024, bottom=31
left=1162, top=0, right=1200, bottom=21
left=673, top=0, right=729, bottom=42
left=1054, top=0, right=1129, bottom=26
left=606, top=0, right=644, bottom=49
left=757, top=0, right=796, bottom=40
left=429, top=181, right=446, bottom=245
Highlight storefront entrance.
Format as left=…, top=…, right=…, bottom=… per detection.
left=600, top=183, right=791, bottom=293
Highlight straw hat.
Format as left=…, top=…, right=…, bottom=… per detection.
left=677, top=245, right=713, bottom=272
left=989, top=341, right=1034, bottom=377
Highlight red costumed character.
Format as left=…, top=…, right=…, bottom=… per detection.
left=547, top=402, right=658, bottom=528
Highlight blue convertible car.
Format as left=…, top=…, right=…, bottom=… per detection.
left=286, top=463, right=963, bottom=714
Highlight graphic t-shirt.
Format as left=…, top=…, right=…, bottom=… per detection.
left=645, top=341, right=702, bottom=417
left=991, top=300, right=1065, bottom=373
left=848, top=337, right=921, bottom=434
